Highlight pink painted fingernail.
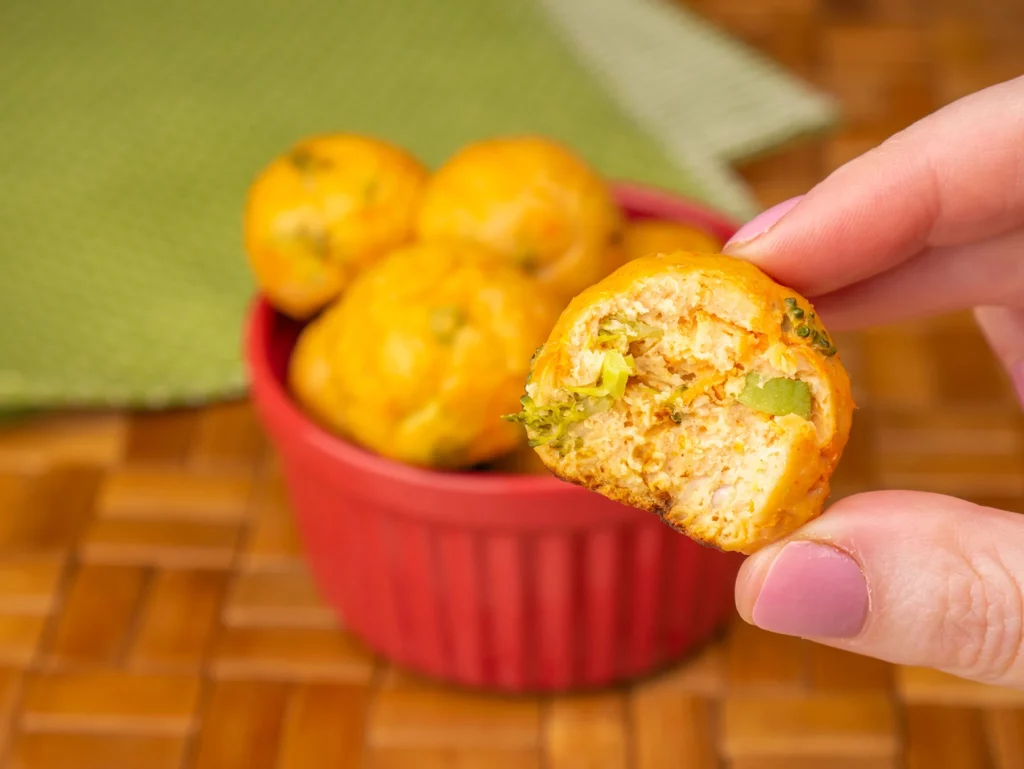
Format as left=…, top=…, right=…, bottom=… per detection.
left=1011, top=361, right=1024, bottom=409
left=752, top=541, right=868, bottom=638
left=724, top=195, right=804, bottom=252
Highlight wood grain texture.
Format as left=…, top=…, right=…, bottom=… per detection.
left=721, top=694, right=899, bottom=760
left=190, top=681, right=288, bottom=769
left=20, top=671, right=201, bottom=734
left=631, top=693, right=719, bottom=769
left=278, top=684, right=370, bottom=769
left=544, top=693, right=629, bottom=769
left=127, top=569, right=228, bottom=671
left=369, top=674, right=542, bottom=750
left=42, top=564, right=147, bottom=666
left=8, top=733, right=186, bottom=769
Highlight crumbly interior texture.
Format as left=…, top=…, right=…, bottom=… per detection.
left=527, top=270, right=839, bottom=553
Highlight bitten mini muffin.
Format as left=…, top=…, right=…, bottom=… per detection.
left=244, top=134, right=428, bottom=319
left=415, top=136, right=622, bottom=303
left=322, top=241, right=560, bottom=469
left=505, top=252, right=853, bottom=554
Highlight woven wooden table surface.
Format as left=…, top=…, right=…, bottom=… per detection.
left=2, top=1, right=1024, bottom=768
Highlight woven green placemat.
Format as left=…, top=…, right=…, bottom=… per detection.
left=0, top=0, right=836, bottom=410
left=541, top=0, right=839, bottom=213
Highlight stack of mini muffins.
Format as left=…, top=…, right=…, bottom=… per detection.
left=243, top=134, right=721, bottom=473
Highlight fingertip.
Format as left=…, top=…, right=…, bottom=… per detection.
left=722, top=194, right=833, bottom=296
left=722, top=196, right=804, bottom=255
left=734, top=542, right=779, bottom=624
left=746, top=540, right=869, bottom=639
left=973, top=307, right=1024, bottom=404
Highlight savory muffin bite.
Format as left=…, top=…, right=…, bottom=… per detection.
left=505, top=252, right=853, bottom=553
left=288, top=300, right=349, bottom=436
left=244, top=134, right=428, bottom=319
left=322, top=240, right=560, bottom=469
left=415, top=136, right=622, bottom=303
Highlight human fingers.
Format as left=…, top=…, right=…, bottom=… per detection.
left=802, top=226, right=1024, bottom=331
left=735, top=490, right=1024, bottom=688
left=723, top=75, right=1024, bottom=297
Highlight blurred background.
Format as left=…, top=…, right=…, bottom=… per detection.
left=1, top=0, right=1023, bottom=767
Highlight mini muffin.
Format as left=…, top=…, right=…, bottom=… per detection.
left=615, top=219, right=721, bottom=268
left=244, top=134, right=428, bottom=319
left=600, top=238, right=628, bottom=282
left=415, top=136, right=622, bottom=303
left=325, top=241, right=560, bottom=469
left=505, top=252, right=853, bottom=553
left=288, top=301, right=349, bottom=436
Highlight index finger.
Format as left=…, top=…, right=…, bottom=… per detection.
left=723, top=75, right=1024, bottom=297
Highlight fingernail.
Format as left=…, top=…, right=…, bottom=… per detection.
left=724, top=195, right=804, bottom=252
left=1011, top=361, right=1024, bottom=409
left=752, top=540, right=868, bottom=638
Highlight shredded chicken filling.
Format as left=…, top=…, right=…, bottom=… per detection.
left=533, top=291, right=819, bottom=543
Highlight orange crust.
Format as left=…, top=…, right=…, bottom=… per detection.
left=287, top=301, right=350, bottom=437
left=244, top=134, right=428, bottom=320
left=415, top=136, right=623, bottom=304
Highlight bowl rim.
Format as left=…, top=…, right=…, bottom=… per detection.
left=245, top=183, right=741, bottom=496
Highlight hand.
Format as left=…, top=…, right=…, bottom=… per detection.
left=722, top=74, right=1024, bottom=687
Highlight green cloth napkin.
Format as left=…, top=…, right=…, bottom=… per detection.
left=541, top=0, right=838, bottom=214
left=0, top=0, right=836, bottom=410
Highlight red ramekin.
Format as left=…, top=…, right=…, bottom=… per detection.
left=245, top=183, right=745, bottom=692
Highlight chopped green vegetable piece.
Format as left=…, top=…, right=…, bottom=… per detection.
left=568, top=351, right=635, bottom=399
left=430, top=306, right=466, bottom=344
left=289, top=148, right=332, bottom=174
left=736, top=372, right=812, bottom=419
left=664, top=385, right=689, bottom=423
left=595, top=317, right=663, bottom=348
left=503, top=392, right=613, bottom=449
left=504, top=347, right=641, bottom=450
left=504, top=350, right=637, bottom=449
left=629, top=320, right=663, bottom=339
left=795, top=325, right=811, bottom=337
left=517, top=249, right=541, bottom=274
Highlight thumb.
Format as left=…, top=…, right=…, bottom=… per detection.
left=735, top=490, right=1024, bottom=687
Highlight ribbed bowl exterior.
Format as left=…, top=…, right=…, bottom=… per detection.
left=246, top=184, right=744, bottom=692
